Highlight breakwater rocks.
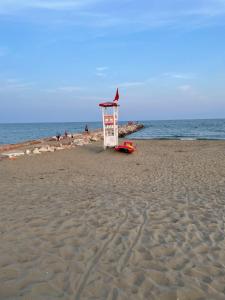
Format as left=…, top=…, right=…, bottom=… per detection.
left=0, top=123, right=144, bottom=159
left=119, top=123, right=144, bottom=137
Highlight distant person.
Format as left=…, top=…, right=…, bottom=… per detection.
left=64, top=130, right=68, bottom=138
left=85, top=124, right=89, bottom=134
left=56, top=132, right=61, bottom=141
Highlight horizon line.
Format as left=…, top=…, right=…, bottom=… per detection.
left=0, top=117, right=225, bottom=125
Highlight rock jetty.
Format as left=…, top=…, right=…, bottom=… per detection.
left=0, top=123, right=144, bottom=160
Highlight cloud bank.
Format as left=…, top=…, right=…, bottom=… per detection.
left=0, top=0, right=225, bottom=30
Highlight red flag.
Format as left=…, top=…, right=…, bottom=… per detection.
left=114, top=88, right=119, bottom=102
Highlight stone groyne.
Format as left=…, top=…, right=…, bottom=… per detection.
left=0, top=123, right=144, bottom=159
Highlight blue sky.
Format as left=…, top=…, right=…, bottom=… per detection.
left=0, top=0, right=225, bottom=122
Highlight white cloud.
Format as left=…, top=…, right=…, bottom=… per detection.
left=96, top=66, right=108, bottom=72
left=115, top=77, right=156, bottom=88
left=27, top=0, right=91, bottom=10
left=178, top=84, right=193, bottom=92
left=0, top=78, right=34, bottom=91
left=0, top=0, right=225, bottom=30
left=163, top=72, right=195, bottom=80
left=57, top=85, right=83, bottom=92
left=96, top=72, right=106, bottom=77
left=177, top=84, right=207, bottom=101
left=117, top=81, right=146, bottom=88
left=95, top=66, right=108, bottom=77
left=0, top=0, right=100, bottom=12
left=46, top=85, right=84, bottom=93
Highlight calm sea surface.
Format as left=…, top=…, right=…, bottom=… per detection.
left=129, top=119, right=225, bottom=140
left=0, top=119, right=225, bottom=145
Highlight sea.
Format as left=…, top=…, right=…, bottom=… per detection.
left=0, top=119, right=225, bottom=145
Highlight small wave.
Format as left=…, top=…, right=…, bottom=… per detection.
left=180, top=138, right=197, bottom=141
left=129, top=137, right=225, bottom=141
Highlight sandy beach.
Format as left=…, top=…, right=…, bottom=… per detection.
left=0, top=140, right=225, bottom=300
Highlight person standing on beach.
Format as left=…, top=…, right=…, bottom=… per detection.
left=85, top=124, right=89, bottom=134
left=56, top=132, right=61, bottom=141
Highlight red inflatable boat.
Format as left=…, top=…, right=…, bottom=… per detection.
left=115, top=141, right=136, bottom=153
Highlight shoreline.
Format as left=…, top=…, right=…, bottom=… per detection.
left=130, top=137, right=225, bottom=141
left=0, top=123, right=144, bottom=159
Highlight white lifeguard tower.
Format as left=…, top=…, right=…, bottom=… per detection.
left=99, top=89, right=119, bottom=149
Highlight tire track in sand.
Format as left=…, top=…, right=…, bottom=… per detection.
left=75, top=209, right=128, bottom=300
left=118, top=202, right=149, bottom=273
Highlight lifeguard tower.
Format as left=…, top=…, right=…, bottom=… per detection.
left=99, top=89, right=119, bottom=149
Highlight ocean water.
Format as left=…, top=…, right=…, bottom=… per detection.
left=0, top=119, right=225, bottom=145
left=0, top=122, right=103, bottom=145
left=129, top=119, right=225, bottom=140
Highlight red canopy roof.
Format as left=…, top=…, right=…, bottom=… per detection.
left=99, top=101, right=119, bottom=107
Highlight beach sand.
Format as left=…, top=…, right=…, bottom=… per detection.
left=0, top=140, right=225, bottom=300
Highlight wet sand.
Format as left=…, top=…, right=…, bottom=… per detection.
left=0, top=140, right=225, bottom=300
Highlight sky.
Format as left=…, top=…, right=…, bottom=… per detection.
left=0, top=0, right=225, bottom=123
